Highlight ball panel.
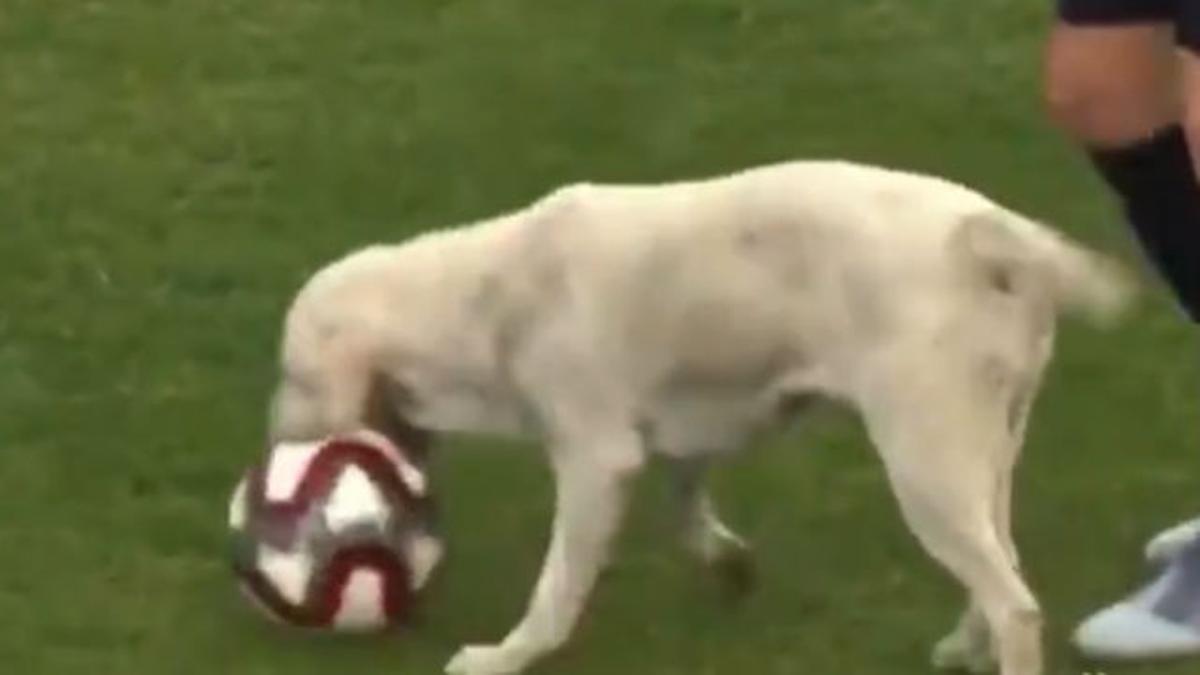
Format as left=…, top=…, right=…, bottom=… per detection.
left=257, top=546, right=314, bottom=606
left=349, top=429, right=429, bottom=498
left=264, top=441, right=323, bottom=502
left=332, top=569, right=386, bottom=630
left=234, top=563, right=319, bottom=627
left=323, top=544, right=414, bottom=625
left=228, top=477, right=249, bottom=530
left=323, top=465, right=388, bottom=533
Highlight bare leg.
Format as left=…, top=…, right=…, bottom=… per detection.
left=1044, top=23, right=1178, bottom=146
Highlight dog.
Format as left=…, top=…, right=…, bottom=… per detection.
left=267, top=160, right=1130, bottom=675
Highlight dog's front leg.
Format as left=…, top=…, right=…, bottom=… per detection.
left=445, top=427, right=645, bottom=675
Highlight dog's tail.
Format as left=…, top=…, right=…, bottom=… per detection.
left=955, top=208, right=1134, bottom=326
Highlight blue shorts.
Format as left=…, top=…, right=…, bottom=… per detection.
left=1058, top=0, right=1200, bottom=50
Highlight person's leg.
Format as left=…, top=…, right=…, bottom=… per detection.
left=1045, top=19, right=1179, bottom=146
left=1132, top=0, right=1200, bottom=571
left=1056, top=1, right=1200, bottom=661
left=1172, top=21, right=1200, bottom=318
left=1045, top=13, right=1200, bottom=323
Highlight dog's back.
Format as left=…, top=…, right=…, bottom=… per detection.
left=502, top=161, right=1119, bottom=421
left=273, top=160, right=1128, bottom=447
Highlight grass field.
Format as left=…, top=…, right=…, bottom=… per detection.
left=3, top=1, right=1200, bottom=673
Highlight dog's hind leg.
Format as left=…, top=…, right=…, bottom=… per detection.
left=932, top=340, right=1051, bottom=673
left=931, top=466, right=1019, bottom=674
left=930, top=415, right=1025, bottom=674
left=666, top=456, right=755, bottom=597
left=859, top=362, right=1042, bottom=675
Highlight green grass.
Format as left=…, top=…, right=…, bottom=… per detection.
left=2, top=0, right=1199, bottom=673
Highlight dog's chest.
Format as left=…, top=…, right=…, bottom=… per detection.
left=402, top=374, right=529, bottom=436
left=393, top=336, right=530, bottom=436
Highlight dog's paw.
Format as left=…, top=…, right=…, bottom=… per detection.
left=445, top=644, right=522, bottom=675
left=709, top=539, right=756, bottom=600
left=931, top=632, right=995, bottom=674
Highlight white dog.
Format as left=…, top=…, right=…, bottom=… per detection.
left=268, top=161, right=1130, bottom=675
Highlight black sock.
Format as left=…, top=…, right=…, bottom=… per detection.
left=1087, top=125, right=1200, bottom=323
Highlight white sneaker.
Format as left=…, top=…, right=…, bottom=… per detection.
left=1146, top=515, right=1200, bottom=565
left=1075, top=535, right=1200, bottom=661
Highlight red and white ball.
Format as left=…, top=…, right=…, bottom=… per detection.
left=228, top=430, right=442, bottom=631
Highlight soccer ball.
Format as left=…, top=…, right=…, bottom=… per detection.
left=228, top=430, right=443, bottom=631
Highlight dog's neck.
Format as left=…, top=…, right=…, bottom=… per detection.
left=377, top=208, right=537, bottom=434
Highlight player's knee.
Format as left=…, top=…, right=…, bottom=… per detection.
left=1044, top=77, right=1120, bottom=143
left=1044, top=67, right=1172, bottom=145
left=1043, top=71, right=1087, bottom=134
